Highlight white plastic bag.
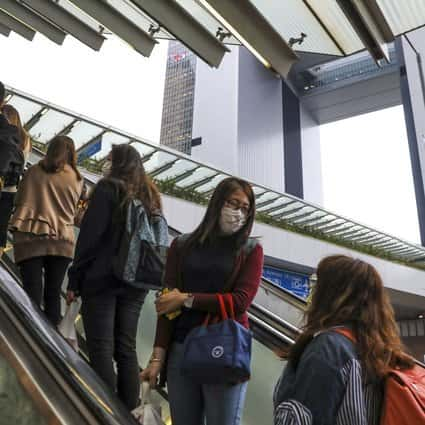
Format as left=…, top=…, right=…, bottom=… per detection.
left=132, top=382, right=165, bottom=425
left=58, top=299, right=81, bottom=351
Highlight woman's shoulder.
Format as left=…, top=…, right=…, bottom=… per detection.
left=302, top=330, right=358, bottom=369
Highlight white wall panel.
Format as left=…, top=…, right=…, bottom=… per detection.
left=300, top=104, right=323, bottom=205
left=191, top=46, right=239, bottom=174
left=237, top=48, right=285, bottom=192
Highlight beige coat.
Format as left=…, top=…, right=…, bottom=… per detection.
left=10, top=163, right=83, bottom=263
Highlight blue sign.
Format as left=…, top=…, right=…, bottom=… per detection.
left=78, top=138, right=102, bottom=162
left=263, top=266, right=310, bottom=299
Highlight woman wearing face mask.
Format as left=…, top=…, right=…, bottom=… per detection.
left=141, top=177, right=264, bottom=425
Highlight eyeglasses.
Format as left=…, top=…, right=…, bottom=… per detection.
left=225, top=199, right=250, bottom=216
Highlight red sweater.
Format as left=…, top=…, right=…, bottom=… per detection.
left=154, top=238, right=264, bottom=348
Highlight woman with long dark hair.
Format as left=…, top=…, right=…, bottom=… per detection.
left=0, top=104, right=29, bottom=258
left=67, top=144, right=162, bottom=410
left=273, top=255, right=414, bottom=425
left=141, top=177, right=264, bottom=425
left=10, top=136, right=83, bottom=326
left=2, top=104, right=32, bottom=159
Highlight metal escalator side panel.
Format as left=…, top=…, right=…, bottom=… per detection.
left=0, top=264, right=137, bottom=425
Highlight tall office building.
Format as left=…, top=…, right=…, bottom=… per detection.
left=159, top=41, right=197, bottom=154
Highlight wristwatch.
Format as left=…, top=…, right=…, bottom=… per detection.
left=183, top=293, right=194, bottom=309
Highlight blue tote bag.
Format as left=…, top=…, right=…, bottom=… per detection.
left=181, top=293, right=252, bottom=384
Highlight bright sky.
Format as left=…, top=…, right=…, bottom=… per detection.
left=320, top=106, right=420, bottom=243
left=0, top=33, right=168, bottom=142
left=1, top=32, right=420, bottom=243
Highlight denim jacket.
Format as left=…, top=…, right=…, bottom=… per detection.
left=273, top=331, right=383, bottom=425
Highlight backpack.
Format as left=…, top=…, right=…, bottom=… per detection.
left=334, top=328, right=425, bottom=425
left=112, top=199, right=169, bottom=290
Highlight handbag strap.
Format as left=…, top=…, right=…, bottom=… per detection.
left=217, top=294, right=229, bottom=320
left=224, top=293, right=235, bottom=319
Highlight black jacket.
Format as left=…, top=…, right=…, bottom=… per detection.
left=68, top=179, right=124, bottom=297
left=0, top=115, right=25, bottom=186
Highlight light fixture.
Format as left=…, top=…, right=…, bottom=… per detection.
left=130, top=0, right=229, bottom=68
left=419, top=314, right=424, bottom=319
left=198, top=0, right=299, bottom=77
left=336, top=0, right=394, bottom=64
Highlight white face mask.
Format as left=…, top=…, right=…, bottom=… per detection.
left=102, top=159, right=112, bottom=177
left=219, top=206, right=247, bottom=235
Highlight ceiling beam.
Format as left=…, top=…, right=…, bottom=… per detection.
left=337, top=0, right=394, bottom=63
left=0, top=0, right=66, bottom=45
left=20, top=0, right=105, bottom=51
left=0, top=21, right=11, bottom=37
left=0, top=9, right=35, bottom=41
left=198, top=0, right=299, bottom=77
left=68, top=0, right=157, bottom=57
left=131, top=0, right=229, bottom=67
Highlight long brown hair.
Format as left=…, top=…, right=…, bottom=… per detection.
left=40, top=135, right=82, bottom=180
left=288, top=255, right=414, bottom=381
left=185, top=177, right=256, bottom=251
left=108, top=144, right=161, bottom=214
left=2, top=104, right=32, bottom=152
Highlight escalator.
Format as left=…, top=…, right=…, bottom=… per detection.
left=0, top=149, right=304, bottom=424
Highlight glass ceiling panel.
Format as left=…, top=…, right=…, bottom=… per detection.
left=92, top=132, right=130, bottom=160
left=154, top=159, right=198, bottom=181
left=29, top=110, right=75, bottom=144
left=7, top=86, right=425, bottom=267
left=194, top=174, right=227, bottom=193
left=129, top=141, right=156, bottom=159
left=175, top=0, right=241, bottom=45
left=377, top=0, right=425, bottom=36
left=257, top=198, right=294, bottom=212
left=305, top=0, right=364, bottom=54
left=144, top=152, right=178, bottom=174
left=270, top=202, right=305, bottom=217
left=176, top=167, right=216, bottom=188
left=249, top=0, right=342, bottom=55
left=68, top=122, right=104, bottom=150
left=7, top=96, right=43, bottom=125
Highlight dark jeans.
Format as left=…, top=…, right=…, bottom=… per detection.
left=19, top=256, right=71, bottom=326
left=82, top=287, right=147, bottom=410
left=0, top=192, right=15, bottom=248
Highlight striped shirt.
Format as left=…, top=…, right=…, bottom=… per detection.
left=273, top=331, right=382, bottom=425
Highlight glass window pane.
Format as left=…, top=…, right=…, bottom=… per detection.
left=257, top=198, right=294, bottom=212
left=93, top=132, right=130, bottom=160
left=144, top=152, right=178, bottom=174
left=256, top=192, right=281, bottom=205
left=130, top=141, right=156, bottom=159
left=176, top=167, right=216, bottom=188
left=29, top=110, right=75, bottom=144
left=67, top=122, right=104, bottom=150
left=7, top=96, right=43, bottom=125
left=195, top=174, right=227, bottom=193
left=270, top=202, right=304, bottom=217
left=154, top=159, right=198, bottom=181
